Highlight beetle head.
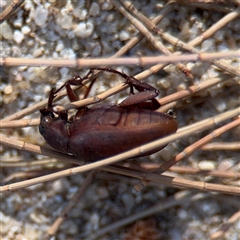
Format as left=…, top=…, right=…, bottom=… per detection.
left=39, top=88, right=70, bottom=154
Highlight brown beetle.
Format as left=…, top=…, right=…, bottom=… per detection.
left=39, top=68, right=178, bottom=162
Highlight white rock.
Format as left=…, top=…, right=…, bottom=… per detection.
left=55, top=41, right=64, bottom=52
left=1, top=22, right=13, bottom=40
left=3, top=85, right=13, bottom=95
left=73, top=8, right=87, bottom=20
left=89, top=2, right=100, bottom=17
left=159, top=79, right=170, bottom=89
left=0, top=1, right=7, bottom=8
left=34, top=6, right=48, bottom=26
left=22, top=25, right=31, bottom=35
left=52, top=52, right=59, bottom=59
left=59, top=67, right=69, bottom=78
left=74, top=22, right=94, bottom=38
left=13, top=30, right=24, bottom=44
left=11, top=46, right=22, bottom=57
left=198, top=160, right=216, bottom=170
left=201, top=39, right=215, bottom=51
left=90, top=213, right=100, bottom=231
left=67, top=30, right=75, bottom=39
left=33, top=48, right=43, bottom=58
left=60, top=48, right=76, bottom=59
left=57, top=11, right=73, bottom=30
left=13, top=18, right=23, bottom=28
left=106, top=13, right=114, bottom=22
left=119, top=30, right=130, bottom=41
left=101, top=2, right=113, bottom=10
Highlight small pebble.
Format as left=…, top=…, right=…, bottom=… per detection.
left=33, top=48, right=43, bottom=57
left=73, top=22, right=94, bottom=38
left=3, top=85, right=13, bottom=95
left=211, top=99, right=227, bottom=112
left=159, top=79, right=170, bottom=89
left=57, top=10, right=73, bottom=30
left=89, top=2, right=100, bottom=17
left=218, top=43, right=229, bottom=52
left=0, top=1, right=7, bottom=7
left=73, top=8, right=87, bottom=20
left=1, top=22, right=13, bottom=40
left=201, top=39, right=215, bottom=51
left=23, top=224, right=39, bottom=240
left=13, top=30, right=24, bottom=44
left=13, top=18, right=23, bottom=28
left=101, top=2, right=113, bottom=10
left=67, top=30, right=75, bottom=39
left=11, top=46, right=22, bottom=57
left=59, top=67, right=69, bottom=78
left=90, top=213, right=100, bottom=231
left=178, top=209, right=188, bottom=219
left=218, top=159, right=234, bottom=171
left=34, top=6, right=48, bottom=26
left=198, top=160, right=216, bottom=170
left=29, top=212, right=48, bottom=224
left=121, top=193, right=134, bottom=213
left=51, top=178, right=70, bottom=194
left=55, top=41, right=64, bottom=52
left=21, top=25, right=31, bottom=35
left=119, top=30, right=130, bottom=41
left=106, top=13, right=114, bottom=22
left=214, top=31, right=224, bottom=42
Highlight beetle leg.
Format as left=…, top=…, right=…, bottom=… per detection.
left=53, top=76, right=84, bottom=100
left=47, top=88, right=56, bottom=108
left=54, top=68, right=98, bottom=101
left=89, top=67, right=161, bottom=110
left=118, top=91, right=160, bottom=110
left=52, top=74, right=98, bottom=119
left=89, top=67, right=159, bottom=94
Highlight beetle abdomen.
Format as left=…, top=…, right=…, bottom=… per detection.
left=68, top=106, right=177, bottom=161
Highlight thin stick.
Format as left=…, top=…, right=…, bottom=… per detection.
left=0, top=118, right=39, bottom=128
left=0, top=0, right=24, bottom=23
left=1, top=52, right=239, bottom=68
left=201, top=141, right=240, bottom=150
left=137, top=164, right=240, bottom=179
left=210, top=210, right=240, bottom=239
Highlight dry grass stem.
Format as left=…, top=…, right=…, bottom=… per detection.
left=1, top=52, right=239, bottom=68
left=210, top=211, right=240, bottom=239
left=201, top=141, right=240, bottom=150
left=138, top=163, right=240, bottom=179
left=0, top=0, right=24, bottom=23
